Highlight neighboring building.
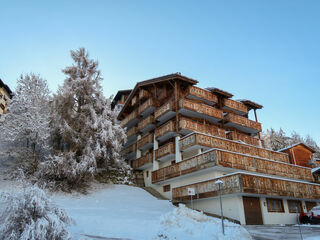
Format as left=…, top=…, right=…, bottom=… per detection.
left=0, top=78, right=13, bottom=115
left=111, top=89, right=132, bottom=113
left=116, top=73, right=320, bottom=225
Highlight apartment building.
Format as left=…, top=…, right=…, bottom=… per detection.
left=0, top=79, right=12, bottom=115
left=114, top=73, right=320, bottom=225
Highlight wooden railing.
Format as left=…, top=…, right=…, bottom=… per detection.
left=154, top=99, right=175, bottom=120
left=139, top=98, right=154, bottom=115
left=186, top=86, right=218, bottom=104
left=152, top=149, right=312, bottom=184
left=179, top=99, right=223, bottom=120
left=120, top=109, right=138, bottom=128
left=133, top=152, right=153, bottom=169
left=138, top=115, right=154, bottom=132
left=172, top=173, right=320, bottom=202
left=179, top=133, right=289, bottom=163
left=155, top=142, right=175, bottom=160
left=121, top=143, right=137, bottom=156
left=155, top=120, right=175, bottom=139
left=179, top=116, right=226, bottom=138
left=137, top=133, right=153, bottom=149
left=132, top=96, right=138, bottom=106
left=126, top=126, right=138, bottom=138
left=139, top=89, right=149, bottom=100
left=224, top=113, right=262, bottom=132
left=224, top=99, right=248, bottom=115
left=227, top=131, right=264, bottom=147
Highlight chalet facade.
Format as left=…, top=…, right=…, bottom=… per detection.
left=114, top=73, right=320, bottom=225
left=0, top=79, right=12, bottom=115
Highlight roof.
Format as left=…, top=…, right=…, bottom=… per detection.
left=117, top=73, right=198, bottom=120
left=205, top=87, right=233, bottom=98
left=238, top=99, right=263, bottom=110
left=111, top=89, right=132, bottom=108
left=0, top=79, right=13, bottom=98
left=278, top=142, right=316, bottom=153
left=312, top=166, right=320, bottom=174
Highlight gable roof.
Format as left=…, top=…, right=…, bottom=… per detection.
left=205, top=87, right=233, bottom=98
left=111, top=89, right=132, bottom=109
left=278, top=142, right=316, bottom=153
left=0, top=79, right=13, bottom=98
left=238, top=99, right=263, bottom=110
left=117, top=73, right=198, bottom=120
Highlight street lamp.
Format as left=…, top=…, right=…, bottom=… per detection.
left=215, top=179, right=224, bottom=235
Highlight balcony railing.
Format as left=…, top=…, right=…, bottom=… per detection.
left=224, top=113, right=262, bottom=134
left=179, top=133, right=289, bottom=163
left=121, top=143, right=137, bottom=158
left=186, top=86, right=218, bottom=105
left=179, top=116, right=226, bottom=138
left=155, top=142, right=175, bottom=162
left=139, top=89, right=149, bottom=101
left=223, top=99, right=248, bottom=115
left=227, top=131, right=264, bottom=147
left=179, top=99, right=223, bottom=124
left=133, top=152, right=153, bottom=170
left=137, top=115, right=155, bottom=134
left=152, top=149, right=312, bottom=184
left=131, top=96, right=138, bottom=106
left=154, top=99, right=175, bottom=123
left=155, top=120, right=177, bottom=143
left=137, top=133, right=154, bottom=151
left=172, top=173, right=320, bottom=202
left=120, top=109, right=139, bottom=129
left=138, top=98, right=155, bottom=117
left=127, top=126, right=138, bottom=139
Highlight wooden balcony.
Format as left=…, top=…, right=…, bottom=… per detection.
left=139, top=98, right=155, bottom=117
left=137, top=133, right=154, bottom=151
left=179, top=116, right=226, bottom=138
left=224, top=113, right=262, bottom=134
left=120, top=109, right=139, bottom=129
left=131, top=96, right=138, bottom=106
left=133, top=152, right=153, bottom=170
left=121, top=143, right=137, bottom=161
left=185, top=86, right=218, bottom=106
left=227, top=131, right=264, bottom=147
left=179, top=99, right=223, bottom=124
left=126, top=126, right=138, bottom=143
left=154, top=99, right=175, bottom=126
left=155, top=120, right=177, bottom=143
left=179, top=133, right=289, bottom=163
left=137, top=115, right=155, bottom=134
left=172, top=173, right=320, bottom=202
left=155, top=142, right=175, bottom=162
left=223, top=99, right=248, bottom=116
left=139, top=89, right=149, bottom=101
left=152, top=149, right=312, bottom=184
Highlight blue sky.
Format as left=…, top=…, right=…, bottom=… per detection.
left=1, top=0, right=319, bottom=144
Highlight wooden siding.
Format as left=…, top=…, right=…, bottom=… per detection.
left=131, top=95, right=138, bottom=106
left=155, top=142, right=175, bottom=160
left=223, top=99, right=248, bottom=115
left=120, top=109, right=138, bottom=128
left=133, top=152, right=153, bottom=169
left=155, top=120, right=175, bottom=139
left=225, top=112, right=262, bottom=132
left=186, top=86, right=218, bottom=104
left=126, top=126, right=137, bottom=138
left=154, top=99, right=175, bottom=120
left=172, top=173, right=320, bottom=202
left=137, top=133, right=154, bottom=149
left=227, top=131, right=264, bottom=147
left=152, top=149, right=312, bottom=184
left=137, top=115, right=154, bottom=132
left=179, top=99, right=223, bottom=120
left=138, top=98, right=154, bottom=115
left=179, top=116, right=226, bottom=138
left=121, top=143, right=136, bottom=156
left=179, top=133, right=289, bottom=163
left=139, top=89, right=149, bottom=100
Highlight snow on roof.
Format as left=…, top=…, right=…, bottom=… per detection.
left=205, top=87, right=233, bottom=98
left=278, top=142, right=316, bottom=153
left=312, top=166, right=320, bottom=174
left=238, top=99, right=263, bottom=109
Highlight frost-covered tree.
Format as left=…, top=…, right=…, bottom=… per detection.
left=0, top=182, right=72, bottom=240
left=263, top=128, right=289, bottom=151
left=0, top=74, right=50, bottom=172
left=39, top=48, right=128, bottom=188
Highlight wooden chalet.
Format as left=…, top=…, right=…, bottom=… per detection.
left=114, top=73, right=320, bottom=225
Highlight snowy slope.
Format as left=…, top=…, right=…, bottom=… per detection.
left=0, top=181, right=251, bottom=240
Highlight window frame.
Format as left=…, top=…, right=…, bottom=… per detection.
left=266, top=198, right=284, bottom=213
left=287, top=200, right=303, bottom=213
left=163, top=184, right=171, bottom=192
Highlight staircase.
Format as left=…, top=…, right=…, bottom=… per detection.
left=142, top=187, right=168, bottom=200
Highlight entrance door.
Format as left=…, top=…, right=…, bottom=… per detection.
left=243, top=197, right=263, bottom=225
left=305, top=201, right=317, bottom=212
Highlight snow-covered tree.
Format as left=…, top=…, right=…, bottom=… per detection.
left=0, top=74, right=51, bottom=172
left=263, top=128, right=289, bottom=151
left=39, top=48, right=129, bottom=188
left=0, top=182, right=72, bottom=240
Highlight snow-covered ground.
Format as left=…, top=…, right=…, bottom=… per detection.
left=0, top=180, right=251, bottom=240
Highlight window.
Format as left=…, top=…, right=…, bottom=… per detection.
left=146, top=171, right=149, bottom=178
left=288, top=200, right=303, bottom=213
left=163, top=184, right=170, bottom=192
left=266, top=198, right=284, bottom=212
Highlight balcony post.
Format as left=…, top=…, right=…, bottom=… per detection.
left=153, top=135, right=159, bottom=170
left=175, top=136, right=182, bottom=163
